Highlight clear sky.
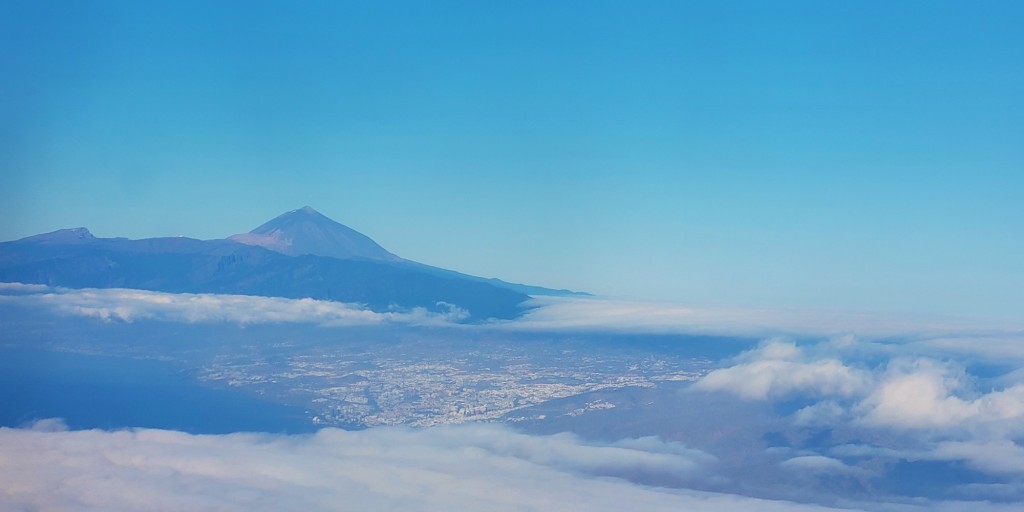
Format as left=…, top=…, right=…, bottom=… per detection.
left=2, top=1, right=1022, bottom=321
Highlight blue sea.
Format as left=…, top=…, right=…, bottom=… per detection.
left=0, top=348, right=316, bottom=434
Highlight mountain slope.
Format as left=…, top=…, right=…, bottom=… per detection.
left=228, top=206, right=399, bottom=261
left=231, top=206, right=585, bottom=299
left=398, top=260, right=590, bottom=297
left=0, top=208, right=586, bottom=320
left=228, top=206, right=585, bottom=297
left=0, top=234, right=527, bottom=320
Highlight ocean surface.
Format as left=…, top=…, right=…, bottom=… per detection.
left=0, top=348, right=316, bottom=434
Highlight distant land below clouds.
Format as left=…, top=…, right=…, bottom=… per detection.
left=3, top=282, right=1021, bottom=344
left=4, top=286, right=1024, bottom=509
left=0, top=207, right=587, bottom=321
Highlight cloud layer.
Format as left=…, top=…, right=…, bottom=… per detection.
left=4, top=283, right=1024, bottom=507
left=689, top=337, right=1024, bottom=498
left=511, top=296, right=1024, bottom=340
left=0, top=283, right=466, bottom=326
left=4, top=283, right=1022, bottom=341
left=0, top=422, right=842, bottom=512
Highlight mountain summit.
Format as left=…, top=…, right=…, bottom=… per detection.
left=229, top=206, right=400, bottom=261
left=0, top=207, right=586, bottom=320
left=17, top=227, right=96, bottom=244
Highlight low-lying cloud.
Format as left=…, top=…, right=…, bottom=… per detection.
left=0, top=422, right=842, bottom=512
left=694, top=340, right=872, bottom=399
left=5, top=283, right=1024, bottom=507
left=0, top=283, right=467, bottom=326
left=688, top=336, right=1024, bottom=494
left=4, top=283, right=1022, bottom=342
left=510, top=296, right=1024, bottom=339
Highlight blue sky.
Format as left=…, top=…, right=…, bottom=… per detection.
left=2, top=1, right=1022, bottom=321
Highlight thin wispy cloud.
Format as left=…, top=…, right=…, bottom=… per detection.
left=779, top=455, right=866, bottom=477
left=508, top=296, right=1024, bottom=339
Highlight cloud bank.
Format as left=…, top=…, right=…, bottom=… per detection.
left=0, top=422, right=842, bottom=512
left=517, top=296, right=1024, bottom=339
left=4, top=283, right=1022, bottom=342
left=4, top=283, right=1024, bottom=507
left=0, top=283, right=467, bottom=326
left=689, top=337, right=1024, bottom=498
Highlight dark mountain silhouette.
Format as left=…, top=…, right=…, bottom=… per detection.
left=0, top=208, right=585, bottom=320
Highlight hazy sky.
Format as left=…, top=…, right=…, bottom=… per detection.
left=3, top=1, right=1022, bottom=320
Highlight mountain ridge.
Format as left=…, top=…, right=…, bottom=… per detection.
left=226, top=206, right=587, bottom=298
left=0, top=208, right=587, bottom=320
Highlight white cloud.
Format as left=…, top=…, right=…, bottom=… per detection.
left=690, top=338, right=1024, bottom=437
left=693, top=341, right=871, bottom=400
left=857, top=359, right=1024, bottom=433
left=911, top=336, right=1024, bottom=365
left=0, top=284, right=467, bottom=326
left=928, top=440, right=1024, bottom=476
left=507, top=296, right=1024, bottom=340
left=779, top=455, right=864, bottom=476
left=6, top=284, right=1024, bottom=504
left=0, top=282, right=49, bottom=293
left=687, top=336, right=1024, bottom=487
left=831, top=440, right=1024, bottom=482
left=0, top=423, right=848, bottom=512
left=857, top=359, right=975, bottom=430
left=5, top=284, right=1023, bottom=348
left=793, top=401, right=848, bottom=427
left=695, top=359, right=868, bottom=400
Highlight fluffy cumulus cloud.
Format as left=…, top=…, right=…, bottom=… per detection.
left=0, top=422, right=845, bottom=512
left=693, top=340, right=872, bottom=399
left=688, top=333, right=1024, bottom=492
left=691, top=339, right=1024, bottom=432
left=857, top=359, right=977, bottom=430
left=0, top=283, right=467, bottom=326
left=857, top=363, right=1024, bottom=439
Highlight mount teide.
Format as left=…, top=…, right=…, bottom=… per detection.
left=0, top=207, right=583, bottom=320
left=229, top=206, right=401, bottom=262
